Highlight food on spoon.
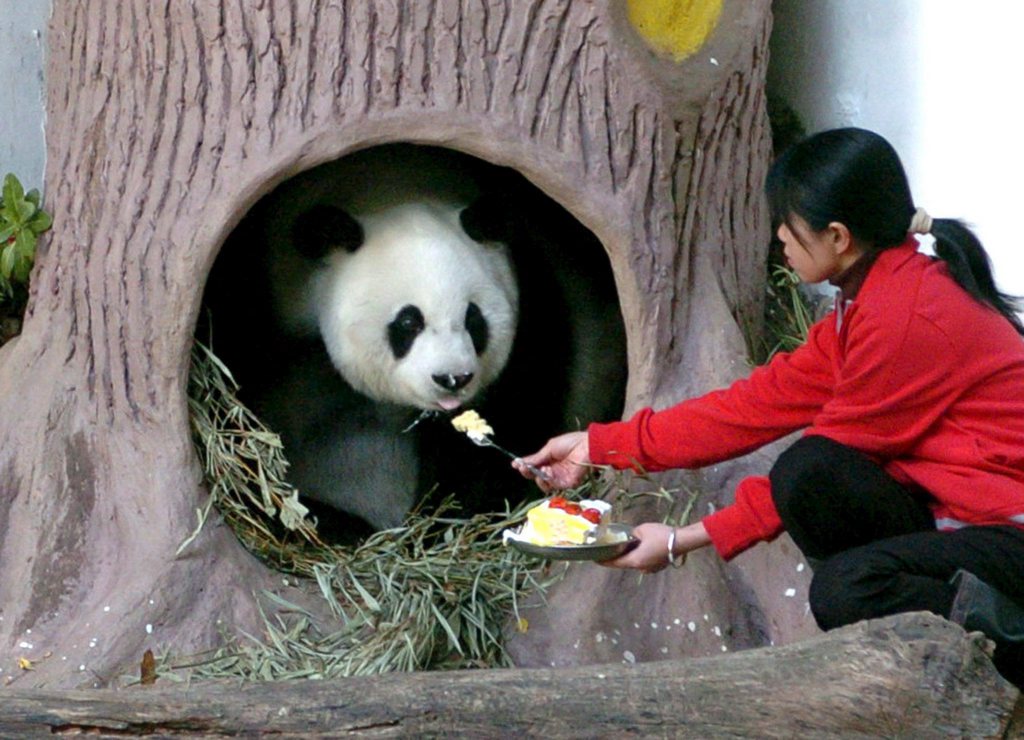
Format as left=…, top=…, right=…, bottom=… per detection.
left=503, top=496, right=621, bottom=546
left=451, top=409, right=494, bottom=442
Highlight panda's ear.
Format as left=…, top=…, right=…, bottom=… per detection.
left=292, top=204, right=364, bottom=259
left=459, top=195, right=518, bottom=244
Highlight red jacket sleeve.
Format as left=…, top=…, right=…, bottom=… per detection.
left=588, top=316, right=837, bottom=561
left=701, top=476, right=782, bottom=560
left=589, top=316, right=837, bottom=472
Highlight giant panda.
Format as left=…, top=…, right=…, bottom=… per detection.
left=207, top=145, right=519, bottom=534
left=203, top=144, right=627, bottom=539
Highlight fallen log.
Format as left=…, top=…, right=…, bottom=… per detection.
left=1, top=613, right=1019, bottom=738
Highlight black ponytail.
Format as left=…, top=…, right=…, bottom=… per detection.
left=930, top=218, right=1024, bottom=335
left=768, top=127, right=1024, bottom=336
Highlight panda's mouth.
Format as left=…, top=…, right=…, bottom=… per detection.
left=436, top=397, right=464, bottom=412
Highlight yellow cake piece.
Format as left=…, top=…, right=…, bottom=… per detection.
left=525, top=505, right=596, bottom=545
left=510, top=498, right=612, bottom=546
left=451, top=409, right=494, bottom=441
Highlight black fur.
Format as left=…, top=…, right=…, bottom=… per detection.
left=293, top=204, right=364, bottom=259
left=460, top=195, right=517, bottom=244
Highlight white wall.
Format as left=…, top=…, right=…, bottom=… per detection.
left=0, top=0, right=49, bottom=190
left=769, top=0, right=1024, bottom=300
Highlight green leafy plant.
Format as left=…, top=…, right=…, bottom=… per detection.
left=0, top=172, right=51, bottom=300
left=746, top=260, right=821, bottom=366
left=763, top=262, right=815, bottom=357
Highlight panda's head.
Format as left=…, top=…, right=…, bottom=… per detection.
left=290, top=198, right=518, bottom=412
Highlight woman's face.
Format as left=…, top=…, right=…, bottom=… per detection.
left=777, top=216, right=857, bottom=284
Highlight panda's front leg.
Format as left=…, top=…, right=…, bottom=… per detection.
left=289, top=423, right=421, bottom=532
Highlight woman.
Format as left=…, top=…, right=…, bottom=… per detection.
left=514, top=128, right=1024, bottom=683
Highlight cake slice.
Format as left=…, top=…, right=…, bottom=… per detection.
left=508, top=497, right=612, bottom=546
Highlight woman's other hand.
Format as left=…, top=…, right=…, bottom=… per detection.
left=600, top=522, right=711, bottom=573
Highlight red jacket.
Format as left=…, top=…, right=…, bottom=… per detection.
left=590, top=240, right=1024, bottom=560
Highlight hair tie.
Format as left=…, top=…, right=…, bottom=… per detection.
left=909, top=207, right=933, bottom=235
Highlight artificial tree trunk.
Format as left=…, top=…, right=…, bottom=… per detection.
left=0, top=0, right=792, bottom=688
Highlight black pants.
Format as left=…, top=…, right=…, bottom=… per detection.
left=770, top=436, right=1024, bottom=630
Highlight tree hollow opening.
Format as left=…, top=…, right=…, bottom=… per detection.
left=198, top=143, right=627, bottom=547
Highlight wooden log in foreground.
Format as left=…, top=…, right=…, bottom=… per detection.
left=1, top=613, right=1020, bottom=739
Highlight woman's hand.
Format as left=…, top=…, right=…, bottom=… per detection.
left=600, top=522, right=711, bottom=573
left=512, top=431, right=591, bottom=491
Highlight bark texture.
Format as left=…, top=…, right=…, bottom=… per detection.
left=1, top=614, right=1020, bottom=738
left=0, top=0, right=792, bottom=688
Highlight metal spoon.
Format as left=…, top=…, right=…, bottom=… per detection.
left=467, top=434, right=552, bottom=482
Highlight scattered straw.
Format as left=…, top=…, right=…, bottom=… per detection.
left=185, top=340, right=325, bottom=558
left=173, top=499, right=556, bottom=680
left=180, top=338, right=568, bottom=680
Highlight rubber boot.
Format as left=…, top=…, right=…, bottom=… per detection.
left=949, top=569, right=1024, bottom=686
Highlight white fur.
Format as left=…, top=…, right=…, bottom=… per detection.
left=316, top=201, right=517, bottom=410
left=266, top=147, right=518, bottom=412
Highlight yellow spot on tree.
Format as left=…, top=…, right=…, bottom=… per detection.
left=627, top=0, right=723, bottom=61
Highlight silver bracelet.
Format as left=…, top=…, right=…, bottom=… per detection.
left=667, top=528, right=684, bottom=568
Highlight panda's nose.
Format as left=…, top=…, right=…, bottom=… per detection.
left=433, top=372, right=474, bottom=392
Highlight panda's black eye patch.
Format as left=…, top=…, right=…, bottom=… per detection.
left=465, top=302, right=489, bottom=356
left=388, top=305, right=425, bottom=359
